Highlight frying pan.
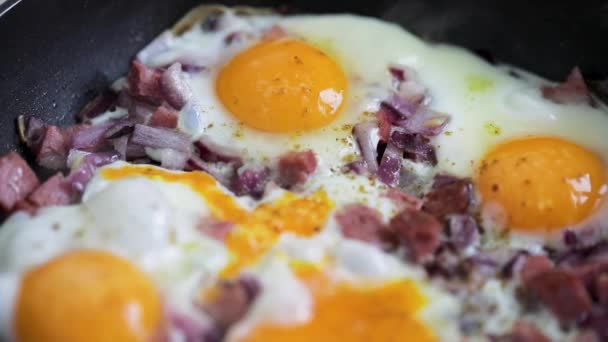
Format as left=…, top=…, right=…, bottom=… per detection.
left=0, top=0, right=607, bottom=159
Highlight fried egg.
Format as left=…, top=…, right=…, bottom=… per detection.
left=142, top=8, right=394, bottom=173
left=144, top=6, right=608, bottom=248
left=2, top=5, right=608, bottom=342
left=0, top=162, right=460, bottom=341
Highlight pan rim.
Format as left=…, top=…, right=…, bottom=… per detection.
left=0, top=0, right=22, bottom=18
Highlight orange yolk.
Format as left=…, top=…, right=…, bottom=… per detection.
left=15, top=250, right=163, bottom=342
left=236, top=268, right=434, bottom=342
left=477, top=136, right=607, bottom=232
left=101, top=166, right=334, bottom=277
left=216, top=38, right=347, bottom=133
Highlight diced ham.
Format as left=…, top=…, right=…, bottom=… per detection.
left=526, top=269, right=592, bottom=324
left=202, top=277, right=260, bottom=331
left=423, top=175, right=472, bottom=218
left=542, top=67, right=592, bottom=106
left=230, top=166, right=269, bottom=199
left=389, top=207, right=441, bottom=262
left=0, top=152, right=40, bottom=212
left=127, top=61, right=163, bottom=104
left=277, top=150, right=317, bottom=189
left=503, top=320, right=551, bottom=342
left=519, top=255, right=554, bottom=286
left=36, top=125, right=67, bottom=170
left=27, top=173, right=75, bottom=207
left=148, top=106, right=179, bottom=129
left=335, top=203, right=395, bottom=250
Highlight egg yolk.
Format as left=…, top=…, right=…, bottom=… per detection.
left=237, top=268, right=434, bottom=342
left=477, top=136, right=607, bottom=232
left=14, top=250, right=163, bottom=342
left=101, top=165, right=334, bottom=277
left=216, top=38, right=347, bottom=133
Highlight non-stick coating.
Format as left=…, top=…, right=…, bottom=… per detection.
left=0, top=0, right=607, bottom=157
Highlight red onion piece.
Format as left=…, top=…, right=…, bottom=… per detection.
left=111, top=136, right=128, bottom=160
left=194, top=137, right=242, bottom=164
left=381, top=94, right=417, bottom=120
left=131, top=124, right=191, bottom=153
left=230, top=165, right=270, bottom=199
left=104, top=118, right=135, bottom=139
left=352, top=122, right=380, bottom=174
left=70, top=122, right=113, bottom=151
left=67, top=152, right=119, bottom=192
left=394, top=108, right=449, bottom=137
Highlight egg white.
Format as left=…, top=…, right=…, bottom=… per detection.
left=140, top=9, right=391, bottom=173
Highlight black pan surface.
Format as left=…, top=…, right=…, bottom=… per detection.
left=0, top=0, right=607, bottom=156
